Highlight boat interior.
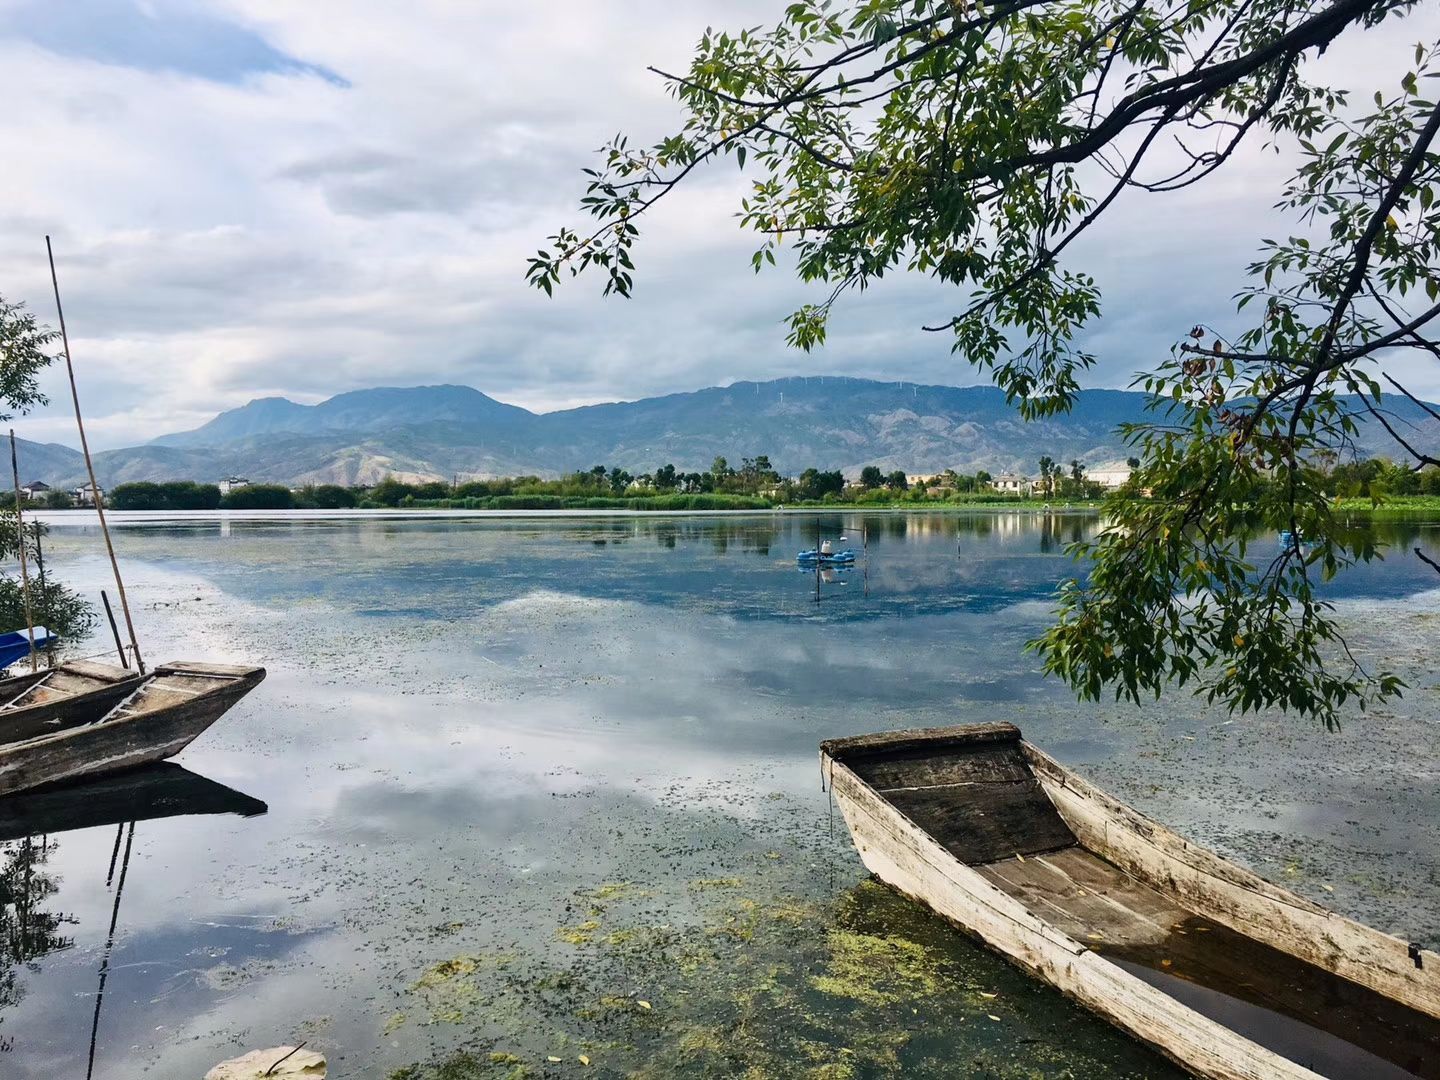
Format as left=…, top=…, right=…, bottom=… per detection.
left=830, top=729, right=1440, bottom=1080
left=0, top=659, right=135, bottom=707
left=0, top=660, right=140, bottom=739
left=0, top=662, right=253, bottom=747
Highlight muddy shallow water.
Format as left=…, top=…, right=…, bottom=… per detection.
left=3, top=511, right=1439, bottom=1079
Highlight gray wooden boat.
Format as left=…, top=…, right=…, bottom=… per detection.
left=0, top=661, right=265, bottom=796
left=821, top=722, right=1440, bottom=1079
left=0, top=659, right=144, bottom=741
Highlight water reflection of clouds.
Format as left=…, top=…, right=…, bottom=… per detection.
left=7, top=513, right=1438, bottom=1078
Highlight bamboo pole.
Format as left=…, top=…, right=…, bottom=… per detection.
left=8, top=431, right=37, bottom=671
left=45, top=236, right=144, bottom=673
left=32, top=521, right=52, bottom=667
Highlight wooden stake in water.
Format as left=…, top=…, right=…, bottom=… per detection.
left=46, top=236, right=144, bottom=673
left=8, top=431, right=37, bottom=671
left=100, top=590, right=129, bottom=669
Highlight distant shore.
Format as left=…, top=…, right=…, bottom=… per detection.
left=31, top=495, right=1440, bottom=523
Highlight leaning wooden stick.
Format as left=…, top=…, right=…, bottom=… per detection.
left=8, top=430, right=37, bottom=672
left=45, top=236, right=144, bottom=673
left=100, top=589, right=129, bottom=669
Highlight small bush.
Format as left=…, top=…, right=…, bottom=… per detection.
left=220, top=484, right=295, bottom=510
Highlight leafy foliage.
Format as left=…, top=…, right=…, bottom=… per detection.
left=0, top=297, right=57, bottom=421
left=110, top=481, right=222, bottom=511
left=0, top=297, right=92, bottom=651
left=533, top=0, right=1439, bottom=725
left=0, top=516, right=96, bottom=645
left=0, top=573, right=96, bottom=646
left=220, top=484, right=296, bottom=510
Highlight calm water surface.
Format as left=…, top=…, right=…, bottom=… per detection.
left=4, top=511, right=1439, bottom=1078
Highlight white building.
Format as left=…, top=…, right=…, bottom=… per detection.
left=991, top=473, right=1033, bottom=495
left=72, top=482, right=104, bottom=506
left=219, top=476, right=250, bottom=495
left=1087, top=463, right=1134, bottom=489
left=20, top=480, right=50, bottom=501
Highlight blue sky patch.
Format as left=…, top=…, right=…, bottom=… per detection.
left=0, top=0, right=347, bottom=86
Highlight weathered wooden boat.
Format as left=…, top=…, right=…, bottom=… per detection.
left=0, top=761, right=267, bottom=840
left=821, top=722, right=1440, bottom=1080
left=0, top=662, right=265, bottom=797
left=0, top=659, right=145, bottom=742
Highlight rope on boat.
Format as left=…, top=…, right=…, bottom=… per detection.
left=46, top=236, right=145, bottom=675
left=8, top=431, right=37, bottom=672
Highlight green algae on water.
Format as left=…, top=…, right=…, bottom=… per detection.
left=388, top=870, right=1181, bottom=1079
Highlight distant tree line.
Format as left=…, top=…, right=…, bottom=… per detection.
left=108, top=481, right=358, bottom=511
left=1318, top=458, right=1440, bottom=499
left=74, top=456, right=1440, bottom=513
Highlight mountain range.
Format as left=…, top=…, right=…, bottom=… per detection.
left=13, top=377, right=1440, bottom=489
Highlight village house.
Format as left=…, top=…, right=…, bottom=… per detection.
left=218, top=475, right=250, bottom=495
left=905, top=473, right=949, bottom=489
left=72, top=482, right=104, bottom=506
left=20, top=480, right=50, bottom=501
left=990, top=473, right=1033, bottom=495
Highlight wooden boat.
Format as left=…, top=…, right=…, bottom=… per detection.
left=0, top=760, right=266, bottom=841
left=0, top=662, right=265, bottom=797
left=821, top=722, right=1440, bottom=1080
left=0, top=659, right=144, bottom=742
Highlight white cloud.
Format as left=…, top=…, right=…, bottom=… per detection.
left=0, top=0, right=1436, bottom=448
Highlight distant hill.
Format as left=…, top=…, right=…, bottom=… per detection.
left=10, top=439, right=84, bottom=487
left=18, top=377, right=1440, bottom=488
left=151, top=385, right=531, bottom=449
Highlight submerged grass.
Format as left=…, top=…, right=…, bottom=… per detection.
left=387, top=870, right=1180, bottom=1079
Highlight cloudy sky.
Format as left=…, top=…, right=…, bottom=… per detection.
left=0, top=0, right=1435, bottom=448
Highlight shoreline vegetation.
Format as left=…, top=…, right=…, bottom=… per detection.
left=33, top=495, right=1440, bottom=520
left=22, top=459, right=1440, bottom=518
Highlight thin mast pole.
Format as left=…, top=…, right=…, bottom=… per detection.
left=45, top=237, right=144, bottom=673
left=8, top=431, right=37, bottom=671
left=33, top=519, right=52, bottom=667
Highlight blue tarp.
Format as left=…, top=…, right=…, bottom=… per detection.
left=0, top=626, right=56, bottom=669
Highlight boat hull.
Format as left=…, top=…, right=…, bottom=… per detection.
left=822, top=723, right=1440, bottom=1080
left=0, top=663, right=265, bottom=797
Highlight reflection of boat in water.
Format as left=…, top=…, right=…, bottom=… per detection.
left=821, top=722, right=1440, bottom=1080
left=0, top=663, right=266, bottom=797
left=797, top=566, right=851, bottom=585
left=1279, top=529, right=1316, bottom=549
left=0, top=763, right=267, bottom=1068
left=0, top=761, right=267, bottom=841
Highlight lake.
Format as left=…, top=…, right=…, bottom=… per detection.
left=4, top=510, right=1439, bottom=1078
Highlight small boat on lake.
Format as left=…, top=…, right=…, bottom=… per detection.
left=821, top=722, right=1440, bottom=1079
left=0, top=625, right=57, bottom=669
left=797, top=548, right=856, bottom=564
left=0, top=246, right=271, bottom=798
left=0, top=661, right=264, bottom=797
